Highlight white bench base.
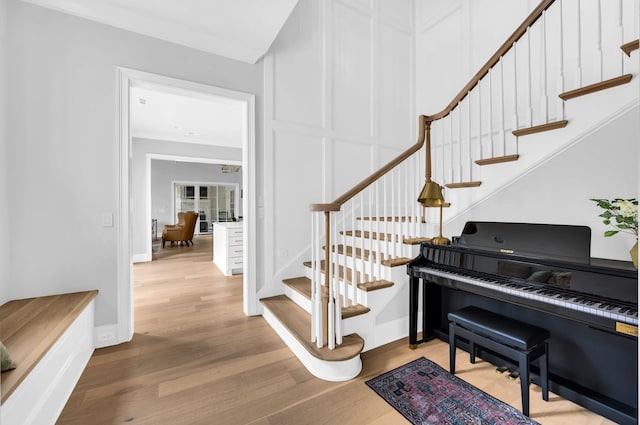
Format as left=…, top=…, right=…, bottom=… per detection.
left=2, top=300, right=95, bottom=425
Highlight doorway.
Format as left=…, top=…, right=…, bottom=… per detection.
left=117, top=68, right=258, bottom=344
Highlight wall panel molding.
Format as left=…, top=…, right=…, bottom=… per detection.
left=263, top=0, right=416, bottom=294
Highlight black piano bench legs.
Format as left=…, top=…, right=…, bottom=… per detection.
left=448, top=306, right=550, bottom=417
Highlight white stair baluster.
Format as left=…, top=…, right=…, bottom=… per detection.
left=359, top=193, right=364, bottom=305
left=467, top=92, right=473, bottom=181
left=577, top=0, right=583, bottom=86
left=449, top=113, right=454, bottom=183
left=375, top=181, right=382, bottom=279
left=339, top=209, right=345, bottom=309
left=416, top=151, right=420, bottom=235
left=335, top=208, right=343, bottom=345
left=350, top=200, right=356, bottom=307
left=540, top=11, right=549, bottom=123
left=315, top=213, right=323, bottom=348
left=499, top=59, right=506, bottom=155
left=513, top=42, right=519, bottom=133
left=397, top=167, right=403, bottom=257
left=310, top=214, right=316, bottom=343
left=596, top=0, right=603, bottom=81
left=390, top=170, right=396, bottom=261
left=383, top=176, right=388, bottom=268
left=328, top=212, right=337, bottom=349
left=440, top=119, right=446, bottom=184
left=617, top=0, right=623, bottom=74
left=526, top=28, right=533, bottom=126
left=557, top=0, right=565, bottom=121
left=488, top=67, right=494, bottom=158
left=478, top=80, right=483, bottom=161
left=368, top=185, right=374, bottom=282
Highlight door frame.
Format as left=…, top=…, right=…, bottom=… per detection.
left=117, top=67, right=258, bottom=343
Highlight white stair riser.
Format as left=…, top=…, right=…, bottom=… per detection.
left=283, top=284, right=312, bottom=314
left=339, top=236, right=422, bottom=257
left=354, top=220, right=425, bottom=235
left=261, top=306, right=362, bottom=382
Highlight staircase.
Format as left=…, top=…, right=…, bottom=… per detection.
left=262, top=216, right=428, bottom=380
left=261, top=0, right=639, bottom=381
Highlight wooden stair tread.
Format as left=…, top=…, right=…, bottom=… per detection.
left=341, top=304, right=371, bottom=319
left=357, top=211, right=448, bottom=223
left=445, top=181, right=482, bottom=188
left=341, top=231, right=430, bottom=245
left=403, top=236, right=432, bottom=245
left=357, top=280, right=394, bottom=292
left=475, top=154, right=519, bottom=166
left=302, top=261, right=359, bottom=284
left=283, top=277, right=312, bottom=299
left=512, top=120, right=568, bottom=137
left=331, top=245, right=413, bottom=268
left=301, top=261, right=399, bottom=291
left=382, top=257, right=412, bottom=267
left=282, top=276, right=373, bottom=316
left=559, top=74, right=633, bottom=100
left=621, top=39, right=639, bottom=57
left=0, top=290, right=99, bottom=403
left=261, top=295, right=364, bottom=361
left=332, top=244, right=375, bottom=260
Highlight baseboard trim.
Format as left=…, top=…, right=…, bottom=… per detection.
left=133, top=253, right=151, bottom=263
left=94, top=324, right=120, bottom=348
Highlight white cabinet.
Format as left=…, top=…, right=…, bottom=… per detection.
left=213, top=222, right=243, bottom=276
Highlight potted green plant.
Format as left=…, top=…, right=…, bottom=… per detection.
left=590, top=198, right=638, bottom=268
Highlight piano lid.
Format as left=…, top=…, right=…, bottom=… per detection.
left=455, top=222, right=591, bottom=264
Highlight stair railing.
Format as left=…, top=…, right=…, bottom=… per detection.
left=429, top=0, right=637, bottom=189
left=309, top=118, right=429, bottom=348
left=309, top=0, right=639, bottom=349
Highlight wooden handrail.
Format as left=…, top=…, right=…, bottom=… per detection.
left=425, top=0, right=556, bottom=121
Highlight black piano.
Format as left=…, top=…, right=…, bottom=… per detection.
left=407, top=221, right=638, bottom=425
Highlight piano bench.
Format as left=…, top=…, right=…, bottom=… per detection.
left=447, top=306, right=550, bottom=417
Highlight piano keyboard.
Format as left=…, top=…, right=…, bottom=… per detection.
left=416, top=265, right=639, bottom=326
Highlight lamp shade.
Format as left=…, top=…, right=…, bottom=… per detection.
left=417, top=181, right=444, bottom=207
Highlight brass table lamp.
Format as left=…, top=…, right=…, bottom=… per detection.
left=418, top=180, right=450, bottom=245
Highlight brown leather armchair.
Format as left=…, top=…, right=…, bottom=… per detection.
left=162, top=211, right=198, bottom=247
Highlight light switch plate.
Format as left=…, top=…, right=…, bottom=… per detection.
left=102, top=213, right=114, bottom=227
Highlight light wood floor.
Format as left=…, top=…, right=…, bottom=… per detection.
left=57, top=235, right=615, bottom=425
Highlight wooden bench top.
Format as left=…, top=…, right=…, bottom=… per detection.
left=0, top=290, right=98, bottom=403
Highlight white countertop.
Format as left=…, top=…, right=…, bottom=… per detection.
left=213, top=221, right=243, bottom=229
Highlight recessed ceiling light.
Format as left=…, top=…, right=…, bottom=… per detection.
left=188, top=132, right=200, bottom=136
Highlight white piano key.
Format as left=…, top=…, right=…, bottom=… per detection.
left=419, top=266, right=638, bottom=326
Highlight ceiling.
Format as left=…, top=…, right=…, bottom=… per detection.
left=21, top=0, right=300, bottom=148
left=21, top=0, right=299, bottom=64
left=130, top=85, right=245, bottom=148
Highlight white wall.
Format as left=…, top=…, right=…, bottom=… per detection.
left=416, top=0, right=537, bottom=115
left=0, top=0, right=9, bottom=304
left=131, top=137, right=242, bottom=258
left=5, top=0, right=263, bottom=325
left=445, top=106, right=639, bottom=261
left=262, top=0, right=416, bottom=295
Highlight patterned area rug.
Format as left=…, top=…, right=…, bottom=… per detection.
left=366, top=357, right=539, bottom=425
